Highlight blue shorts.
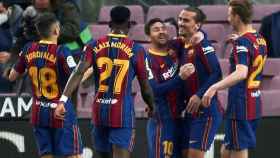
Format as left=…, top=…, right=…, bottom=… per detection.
left=223, top=119, right=259, bottom=150
left=33, top=124, right=83, bottom=156
left=91, top=125, right=135, bottom=152
left=181, top=116, right=222, bottom=151
left=33, top=99, right=83, bottom=156
left=146, top=118, right=180, bottom=158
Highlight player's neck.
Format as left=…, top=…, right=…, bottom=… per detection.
left=150, top=44, right=168, bottom=53
left=236, top=23, right=254, bottom=36
left=111, top=29, right=128, bottom=35
left=41, top=37, right=57, bottom=44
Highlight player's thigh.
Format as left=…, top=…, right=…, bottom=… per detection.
left=91, top=125, right=111, bottom=152
left=33, top=127, right=53, bottom=156
left=189, top=116, right=222, bottom=151
left=109, top=127, right=135, bottom=153
left=188, top=148, right=205, bottom=158
left=223, top=119, right=259, bottom=150
left=53, top=124, right=83, bottom=156
left=112, top=145, right=131, bottom=158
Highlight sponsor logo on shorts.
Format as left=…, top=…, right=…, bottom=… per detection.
left=96, top=98, right=118, bottom=104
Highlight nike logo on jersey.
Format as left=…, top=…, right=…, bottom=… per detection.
left=189, top=140, right=198, bottom=144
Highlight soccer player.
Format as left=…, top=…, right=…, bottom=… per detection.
left=144, top=18, right=195, bottom=158
left=55, top=6, right=155, bottom=158
left=8, top=12, right=82, bottom=158
left=202, top=1, right=267, bottom=158
left=171, top=7, right=223, bottom=158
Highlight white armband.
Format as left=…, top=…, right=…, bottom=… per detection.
left=59, top=95, right=68, bottom=103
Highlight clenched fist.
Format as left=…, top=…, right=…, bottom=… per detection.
left=179, top=63, right=195, bottom=80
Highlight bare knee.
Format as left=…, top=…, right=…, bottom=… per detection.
left=188, top=148, right=205, bottom=158
left=221, top=145, right=230, bottom=158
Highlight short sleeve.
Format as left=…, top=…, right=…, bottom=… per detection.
left=233, top=38, right=250, bottom=66
left=132, top=45, right=148, bottom=80
left=59, top=46, right=77, bottom=72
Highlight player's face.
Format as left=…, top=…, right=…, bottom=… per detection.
left=228, top=7, right=238, bottom=31
left=178, top=10, right=199, bottom=38
left=149, top=22, right=168, bottom=46
left=0, top=3, right=6, bottom=13
left=35, top=0, right=51, bottom=9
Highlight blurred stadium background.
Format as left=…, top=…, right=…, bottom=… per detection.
left=0, top=0, right=280, bottom=158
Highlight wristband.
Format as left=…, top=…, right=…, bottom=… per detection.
left=59, top=95, right=68, bottom=103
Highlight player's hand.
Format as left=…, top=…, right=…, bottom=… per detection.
left=190, top=31, right=204, bottom=45
left=0, top=51, right=11, bottom=64
left=179, top=63, right=195, bottom=80
left=54, top=102, right=66, bottom=120
left=186, top=95, right=201, bottom=113
left=225, top=34, right=239, bottom=43
left=202, top=85, right=218, bottom=107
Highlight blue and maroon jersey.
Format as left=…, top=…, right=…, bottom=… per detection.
left=14, top=40, right=77, bottom=127
left=227, top=31, right=267, bottom=120
left=83, top=33, right=148, bottom=128
left=170, top=33, right=223, bottom=118
left=147, top=48, right=185, bottom=121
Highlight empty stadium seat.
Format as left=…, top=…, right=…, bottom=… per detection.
left=89, top=24, right=110, bottom=39
left=77, top=85, right=95, bottom=118
left=98, top=5, right=145, bottom=24
left=253, top=4, right=280, bottom=22
left=199, top=5, right=228, bottom=23
left=202, top=24, right=226, bottom=43
left=129, top=24, right=177, bottom=43
left=263, top=58, right=280, bottom=77
left=146, top=5, right=188, bottom=22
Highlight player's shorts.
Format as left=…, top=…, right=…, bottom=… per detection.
left=33, top=124, right=83, bottom=156
left=147, top=118, right=180, bottom=158
left=180, top=115, right=222, bottom=151
left=91, top=125, right=135, bottom=152
left=33, top=99, right=83, bottom=156
left=223, top=119, right=259, bottom=150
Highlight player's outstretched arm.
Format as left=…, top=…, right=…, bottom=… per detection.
left=138, top=78, right=155, bottom=113
left=62, top=59, right=91, bottom=98
left=55, top=58, right=91, bottom=120
left=202, top=64, right=248, bottom=106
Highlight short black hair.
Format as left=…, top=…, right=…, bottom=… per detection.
left=184, top=7, right=206, bottom=24
left=145, top=18, right=164, bottom=35
left=35, top=12, right=58, bottom=39
left=110, top=5, right=131, bottom=25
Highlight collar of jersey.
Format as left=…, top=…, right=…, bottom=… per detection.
left=239, top=29, right=257, bottom=36
left=39, top=40, right=56, bottom=45
left=108, top=33, right=127, bottom=38
left=149, top=48, right=168, bottom=56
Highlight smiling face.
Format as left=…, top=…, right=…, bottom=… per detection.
left=178, top=10, right=200, bottom=38
left=149, top=21, right=169, bottom=47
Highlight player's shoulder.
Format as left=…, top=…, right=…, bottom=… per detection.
left=200, top=37, right=215, bottom=55
left=20, top=42, right=35, bottom=55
